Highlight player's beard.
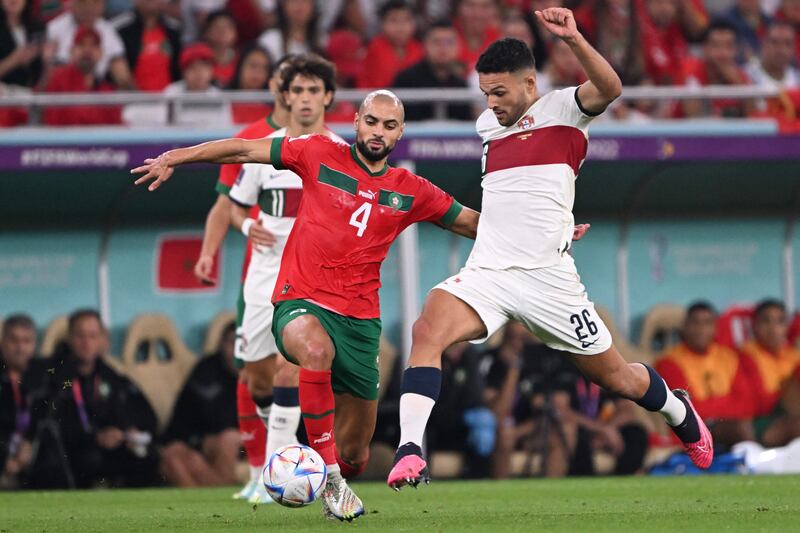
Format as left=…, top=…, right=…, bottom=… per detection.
left=356, top=138, right=394, bottom=162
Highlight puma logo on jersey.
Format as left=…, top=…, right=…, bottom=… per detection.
left=313, top=431, right=332, bottom=444
left=289, top=308, right=307, bottom=316
left=358, top=189, right=377, bottom=200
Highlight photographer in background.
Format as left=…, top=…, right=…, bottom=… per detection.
left=27, top=309, right=158, bottom=488
left=0, top=314, right=37, bottom=488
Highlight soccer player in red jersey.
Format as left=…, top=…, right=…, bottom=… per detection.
left=192, top=54, right=294, bottom=504
left=132, top=89, right=481, bottom=521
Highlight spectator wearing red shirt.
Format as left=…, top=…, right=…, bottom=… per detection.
left=738, top=299, right=800, bottom=446
left=637, top=0, right=707, bottom=86
left=357, top=0, right=423, bottom=89
left=776, top=0, right=800, bottom=59
left=227, top=44, right=272, bottom=124
left=42, top=26, right=121, bottom=125
left=454, top=0, right=501, bottom=73
left=113, top=0, right=182, bottom=92
left=325, top=29, right=364, bottom=88
left=654, top=302, right=755, bottom=447
left=573, top=0, right=645, bottom=84
left=202, top=10, right=238, bottom=87
left=682, top=20, right=753, bottom=118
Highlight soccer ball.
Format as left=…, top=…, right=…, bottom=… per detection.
left=263, top=444, right=327, bottom=507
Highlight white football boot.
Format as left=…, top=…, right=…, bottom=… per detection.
left=320, top=469, right=364, bottom=521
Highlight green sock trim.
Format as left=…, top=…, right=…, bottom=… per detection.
left=302, top=409, right=335, bottom=420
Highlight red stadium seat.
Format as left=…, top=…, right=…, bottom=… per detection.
left=715, top=304, right=754, bottom=350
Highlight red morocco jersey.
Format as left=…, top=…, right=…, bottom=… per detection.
left=270, top=134, right=462, bottom=319
left=216, top=114, right=280, bottom=280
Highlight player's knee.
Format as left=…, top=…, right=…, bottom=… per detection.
left=246, top=371, right=274, bottom=398
left=411, top=315, right=436, bottom=345
left=298, top=341, right=333, bottom=370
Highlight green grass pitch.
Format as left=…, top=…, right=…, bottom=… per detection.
left=1, top=476, right=798, bottom=532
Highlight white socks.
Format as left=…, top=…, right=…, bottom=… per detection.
left=249, top=465, right=262, bottom=484
left=661, top=388, right=688, bottom=426
left=266, top=404, right=301, bottom=459
left=399, top=393, right=436, bottom=447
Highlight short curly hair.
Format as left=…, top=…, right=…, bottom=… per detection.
left=280, top=53, right=337, bottom=95
left=476, top=38, right=535, bottom=74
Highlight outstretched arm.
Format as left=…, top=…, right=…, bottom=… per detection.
left=535, top=8, right=622, bottom=114
left=131, top=137, right=274, bottom=191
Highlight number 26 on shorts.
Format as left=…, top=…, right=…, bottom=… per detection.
left=349, top=202, right=372, bottom=237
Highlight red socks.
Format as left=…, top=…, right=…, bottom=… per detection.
left=237, top=379, right=266, bottom=467
left=299, top=368, right=337, bottom=465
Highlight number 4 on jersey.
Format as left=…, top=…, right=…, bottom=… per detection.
left=349, top=202, right=372, bottom=237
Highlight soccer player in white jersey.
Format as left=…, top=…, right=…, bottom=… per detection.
left=228, top=63, right=346, bottom=491
left=388, top=7, right=714, bottom=490
left=225, top=55, right=344, bottom=503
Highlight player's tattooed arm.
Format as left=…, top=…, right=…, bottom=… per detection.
left=446, top=207, right=480, bottom=239
left=535, top=7, right=622, bottom=114
left=131, top=138, right=275, bottom=191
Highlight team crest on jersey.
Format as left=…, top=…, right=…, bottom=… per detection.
left=517, top=114, right=534, bottom=130
left=388, top=192, right=402, bottom=211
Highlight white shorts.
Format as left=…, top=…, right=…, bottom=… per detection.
left=434, top=254, right=612, bottom=355
left=235, top=300, right=278, bottom=362
left=235, top=242, right=284, bottom=363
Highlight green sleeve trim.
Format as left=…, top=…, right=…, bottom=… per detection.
left=438, top=200, right=463, bottom=227
left=270, top=136, right=286, bottom=169
left=215, top=182, right=231, bottom=196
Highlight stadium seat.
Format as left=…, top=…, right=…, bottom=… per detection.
left=788, top=312, right=800, bottom=349
left=596, top=307, right=652, bottom=365
left=715, top=304, right=754, bottom=350
left=39, top=314, right=125, bottom=373
left=121, top=313, right=196, bottom=432
left=430, top=451, right=464, bottom=479
left=40, top=315, right=69, bottom=358
left=202, top=310, right=236, bottom=356
left=638, top=304, right=686, bottom=356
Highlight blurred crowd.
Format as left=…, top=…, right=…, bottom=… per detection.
left=1, top=0, right=799, bottom=126
left=0, top=309, right=240, bottom=489
left=2, top=297, right=799, bottom=488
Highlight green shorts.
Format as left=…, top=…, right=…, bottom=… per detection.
left=272, top=299, right=382, bottom=401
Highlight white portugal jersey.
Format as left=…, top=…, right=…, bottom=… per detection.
left=467, top=87, right=596, bottom=270
left=228, top=128, right=345, bottom=304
